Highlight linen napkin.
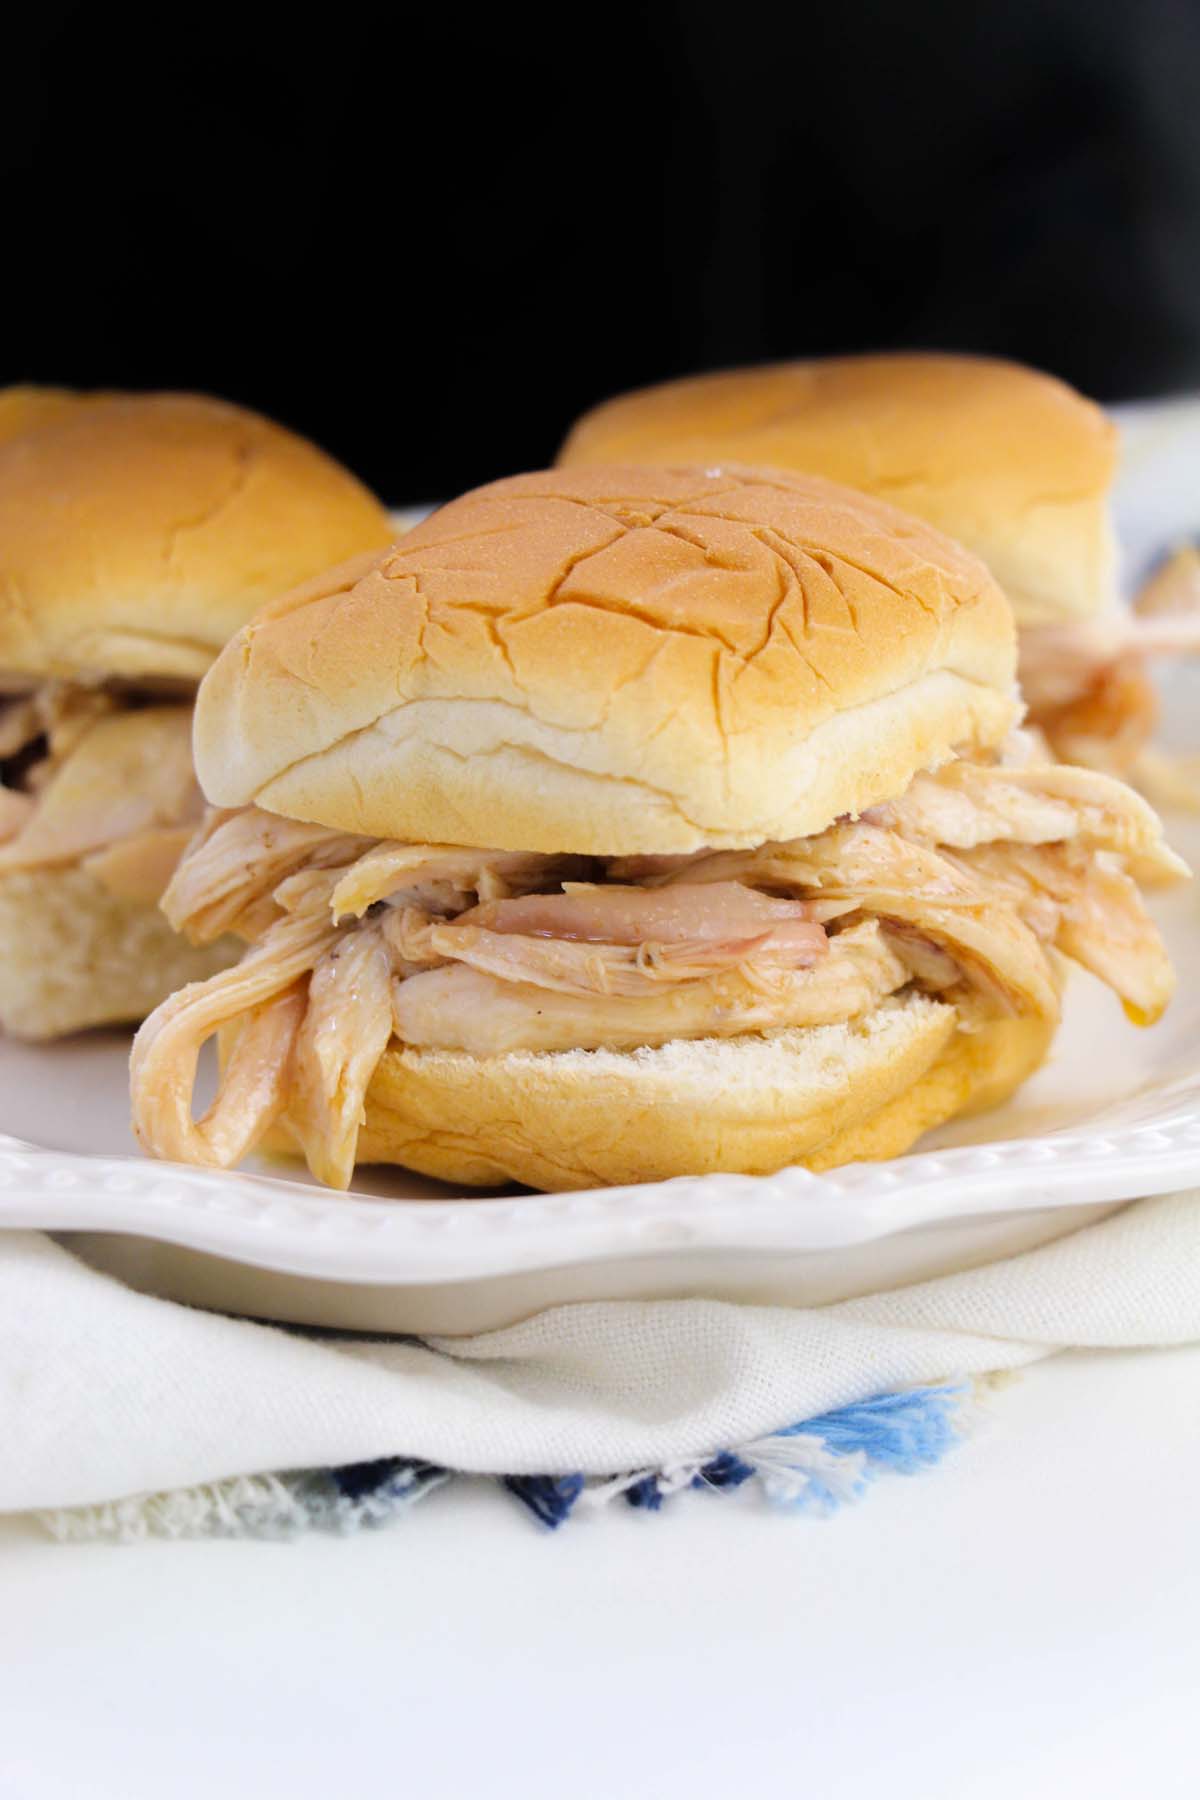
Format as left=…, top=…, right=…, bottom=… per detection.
left=4, top=1189, right=1200, bottom=1536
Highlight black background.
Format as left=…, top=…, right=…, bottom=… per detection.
left=7, top=0, right=1200, bottom=502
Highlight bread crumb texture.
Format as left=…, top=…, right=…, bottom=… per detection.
left=0, top=865, right=238, bottom=1039
left=352, top=1000, right=1051, bottom=1190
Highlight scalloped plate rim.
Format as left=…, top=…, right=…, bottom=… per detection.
left=3, top=1099, right=1200, bottom=1285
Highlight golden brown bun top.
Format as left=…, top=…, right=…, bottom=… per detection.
left=0, top=385, right=105, bottom=447
left=0, top=389, right=396, bottom=682
left=559, top=354, right=1119, bottom=625
left=196, top=464, right=1018, bottom=855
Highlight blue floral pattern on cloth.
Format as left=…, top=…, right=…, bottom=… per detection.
left=40, top=1381, right=972, bottom=1542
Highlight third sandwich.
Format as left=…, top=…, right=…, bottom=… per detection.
left=131, top=466, right=1184, bottom=1192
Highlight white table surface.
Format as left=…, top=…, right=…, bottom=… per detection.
left=2, top=1343, right=1198, bottom=1800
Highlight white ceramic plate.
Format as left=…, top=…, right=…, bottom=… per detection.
left=1, top=406, right=1198, bottom=1334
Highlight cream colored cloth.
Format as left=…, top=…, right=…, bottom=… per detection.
left=3, top=1191, right=1200, bottom=1514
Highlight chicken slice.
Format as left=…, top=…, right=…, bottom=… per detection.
left=391, top=919, right=907, bottom=1054
left=130, top=902, right=339, bottom=1167
left=1034, top=659, right=1160, bottom=780
left=82, top=825, right=199, bottom=905
left=286, top=925, right=394, bottom=1189
left=37, top=681, right=121, bottom=765
left=652, top=823, right=1061, bottom=1019
left=1016, top=579, right=1200, bottom=780
left=0, top=785, right=34, bottom=844
left=1019, top=607, right=1200, bottom=713
left=458, top=880, right=826, bottom=949
left=956, top=842, right=1175, bottom=1026
left=0, top=706, right=200, bottom=872
left=865, top=769, right=1080, bottom=851
left=870, top=758, right=1188, bottom=884
left=388, top=909, right=827, bottom=998
left=163, top=806, right=365, bottom=944
left=0, top=681, right=119, bottom=769
left=329, top=842, right=592, bottom=920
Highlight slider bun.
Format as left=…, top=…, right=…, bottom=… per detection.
left=349, top=998, right=1053, bottom=1190
left=558, top=355, right=1118, bottom=626
left=0, top=389, right=395, bottom=683
left=0, top=865, right=237, bottom=1040
left=196, top=464, right=1018, bottom=855
left=0, top=385, right=101, bottom=446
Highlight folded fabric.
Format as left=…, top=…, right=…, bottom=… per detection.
left=43, top=1382, right=978, bottom=1539
left=3, top=1191, right=1199, bottom=1535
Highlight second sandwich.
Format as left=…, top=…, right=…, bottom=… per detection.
left=0, top=389, right=394, bottom=1037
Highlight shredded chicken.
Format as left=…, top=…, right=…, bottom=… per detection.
left=130, top=898, right=339, bottom=1167
left=0, top=685, right=208, bottom=905
left=0, top=785, right=33, bottom=845
left=0, top=707, right=200, bottom=873
left=866, top=760, right=1187, bottom=884
left=129, top=741, right=1184, bottom=1189
left=385, top=904, right=827, bottom=1000
left=1034, top=659, right=1160, bottom=781
left=80, top=828, right=202, bottom=907
left=161, top=809, right=364, bottom=943
left=648, top=824, right=1063, bottom=1019
left=329, top=843, right=593, bottom=921
left=878, top=926, right=962, bottom=992
left=950, top=842, right=1175, bottom=1025
left=456, top=881, right=826, bottom=947
left=1020, top=606, right=1200, bottom=717
left=1017, top=551, right=1200, bottom=785
left=0, top=680, right=117, bottom=770
left=391, top=920, right=906, bottom=1056
left=285, top=925, right=395, bottom=1188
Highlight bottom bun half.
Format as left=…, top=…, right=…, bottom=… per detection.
left=0, top=865, right=239, bottom=1040
left=350, top=996, right=1054, bottom=1192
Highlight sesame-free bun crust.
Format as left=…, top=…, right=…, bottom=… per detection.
left=196, top=465, right=1018, bottom=855
left=558, top=355, right=1118, bottom=626
left=0, top=389, right=395, bottom=682
left=0, top=385, right=101, bottom=447
left=346, top=998, right=1052, bottom=1190
left=0, top=864, right=238, bottom=1040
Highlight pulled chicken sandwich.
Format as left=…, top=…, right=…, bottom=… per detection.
left=130, top=466, right=1185, bottom=1192
left=558, top=354, right=1200, bottom=793
left=0, top=388, right=394, bottom=1038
